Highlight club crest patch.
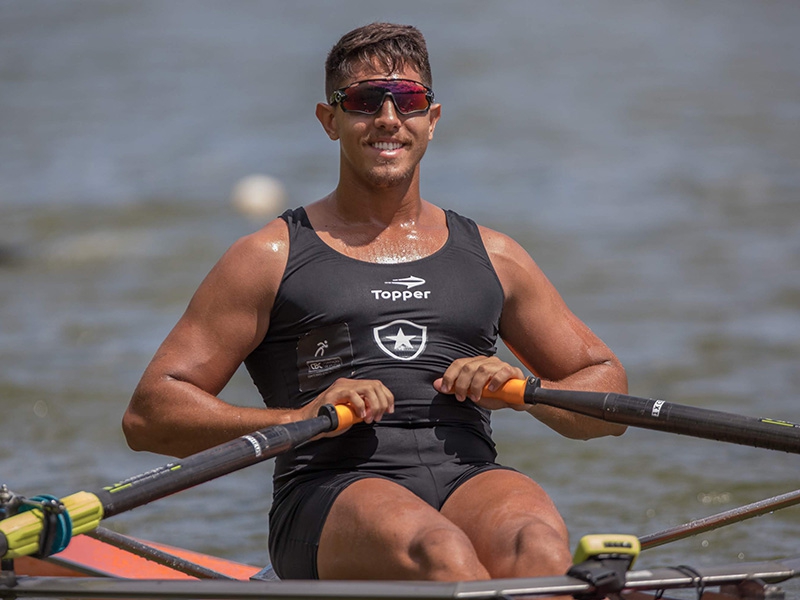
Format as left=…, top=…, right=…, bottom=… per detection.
left=373, top=319, right=427, bottom=361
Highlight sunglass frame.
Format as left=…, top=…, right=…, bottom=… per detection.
left=329, top=79, right=435, bottom=115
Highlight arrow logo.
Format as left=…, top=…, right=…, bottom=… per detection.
left=384, top=276, right=426, bottom=289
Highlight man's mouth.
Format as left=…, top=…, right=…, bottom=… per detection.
left=371, top=141, right=404, bottom=151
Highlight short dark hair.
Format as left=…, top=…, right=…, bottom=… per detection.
left=324, top=22, right=432, bottom=99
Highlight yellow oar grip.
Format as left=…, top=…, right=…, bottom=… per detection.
left=481, top=378, right=528, bottom=405
left=332, top=404, right=362, bottom=432
left=0, top=491, right=103, bottom=559
left=63, top=491, right=104, bottom=535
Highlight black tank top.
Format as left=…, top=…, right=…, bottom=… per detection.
left=245, top=207, right=505, bottom=487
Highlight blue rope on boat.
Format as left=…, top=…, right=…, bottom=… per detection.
left=18, top=494, right=73, bottom=557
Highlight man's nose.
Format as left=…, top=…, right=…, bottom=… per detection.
left=374, top=94, right=400, bottom=126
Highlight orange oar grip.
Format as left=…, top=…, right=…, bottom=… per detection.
left=481, top=378, right=528, bottom=405
left=331, top=404, right=362, bottom=432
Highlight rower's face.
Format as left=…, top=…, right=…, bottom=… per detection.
left=316, top=62, right=441, bottom=189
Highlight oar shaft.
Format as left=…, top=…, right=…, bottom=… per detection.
left=0, top=404, right=357, bottom=559
left=639, top=488, right=800, bottom=550
left=542, top=388, right=800, bottom=454
left=88, top=526, right=236, bottom=579
left=97, top=412, right=331, bottom=517
left=483, top=378, right=800, bottom=454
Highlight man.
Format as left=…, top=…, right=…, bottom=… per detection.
left=123, top=22, right=627, bottom=581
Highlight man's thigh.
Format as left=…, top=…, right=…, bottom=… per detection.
left=440, top=469, right=571, bottom=578
left=317, top=477, right=488, bottom=580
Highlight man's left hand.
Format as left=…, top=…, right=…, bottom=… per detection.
left=433, top=356, right=529, bottom=411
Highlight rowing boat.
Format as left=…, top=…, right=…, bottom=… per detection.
left=4, top=383, right=800, bottom=599
left=7, top=530, right=800, bottom=599
left=13, top=528, right=260, bottom=580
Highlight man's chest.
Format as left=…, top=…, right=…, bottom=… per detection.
left=314, top=226, right=449, bottom=264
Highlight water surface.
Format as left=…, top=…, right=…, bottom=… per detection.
left=2, top=2, right=799, bottom=594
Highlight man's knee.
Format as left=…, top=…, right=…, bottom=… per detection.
left=408, top=526, right=488, bottom=581
left=513, top=521, right=572, bottom=574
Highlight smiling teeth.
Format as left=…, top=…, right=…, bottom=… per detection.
left=373, top=142, right=402, bottom=150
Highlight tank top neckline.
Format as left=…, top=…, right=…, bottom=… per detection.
left=293, top=206, right=456, bottom=267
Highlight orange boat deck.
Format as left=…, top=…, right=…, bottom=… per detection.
left=14, top=533, right=260, bottom=580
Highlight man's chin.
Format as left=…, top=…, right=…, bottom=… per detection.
left=364, top=166, right=415, bottom=189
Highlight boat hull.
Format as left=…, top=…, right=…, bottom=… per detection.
left=14, top=533, right=259, bottom=580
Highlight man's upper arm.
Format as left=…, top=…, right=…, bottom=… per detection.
left=142, top=219, right=290, bottom=396
left=479, top=226, right=618, bottom=382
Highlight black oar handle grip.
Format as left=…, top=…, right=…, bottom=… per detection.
left=481, top=377, right=541, bottom=405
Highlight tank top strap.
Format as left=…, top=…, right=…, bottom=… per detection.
left=442, top=209, right=495, bottom=270
left=279, top=206, right=313, bottom=237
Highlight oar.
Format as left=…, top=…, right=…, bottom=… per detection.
left=0, top=404, right=358, bottom=560
left=639, top=488, right=800, bottom=550
left=87, top=526, right=238, bottom=579
left=481, top=377, right=800, bottom=454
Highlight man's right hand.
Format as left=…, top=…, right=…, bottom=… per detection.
left=310, top=378, right=395, bottom=434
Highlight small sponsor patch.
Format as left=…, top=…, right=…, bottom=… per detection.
left=297, top=323, right=354, bottom=391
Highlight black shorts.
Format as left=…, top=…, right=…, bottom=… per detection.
left=268, top=461, right=511, bottom=579
left=269, top=429, right=507, bottom=579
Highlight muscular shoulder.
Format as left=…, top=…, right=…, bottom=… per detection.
left=199, top=217, right=290, bottom=306
left=224, top=217, right=289, bottom=269
left=478, top=225, right=540, bottom=275
left=477, top=225, right=552, bottom=304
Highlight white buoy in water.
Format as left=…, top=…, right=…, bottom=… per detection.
left=230, top=174, right=287, bottom=219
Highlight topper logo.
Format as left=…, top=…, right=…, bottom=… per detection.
left=371, top=275, right=431, bottom=301
left=385, top=276, right=426, bottom=289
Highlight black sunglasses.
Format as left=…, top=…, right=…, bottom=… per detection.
left=329, top=79, right=434, bottom=115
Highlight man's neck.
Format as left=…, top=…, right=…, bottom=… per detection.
left=304, top=172, right=447, bottom=263
left=325, top=170, right=424, bottom=228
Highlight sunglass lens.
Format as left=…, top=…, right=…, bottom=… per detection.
left=341, top=81, right=431, bottom=115
left=388, top=81, right=430, bottom=114
left=395, top=95, right=428, bottom=114
left=341, top=85, right=385, bottom=113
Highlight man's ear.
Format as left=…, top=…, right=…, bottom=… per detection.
left=315, top=103, right=339, bottom=140
left=427, top=103, right=441, bottom=141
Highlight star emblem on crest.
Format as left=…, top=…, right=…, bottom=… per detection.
left=372, top=319, right=427, bottom=361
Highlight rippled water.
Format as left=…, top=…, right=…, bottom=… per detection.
left=2, top=1, right=800, bottom=595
